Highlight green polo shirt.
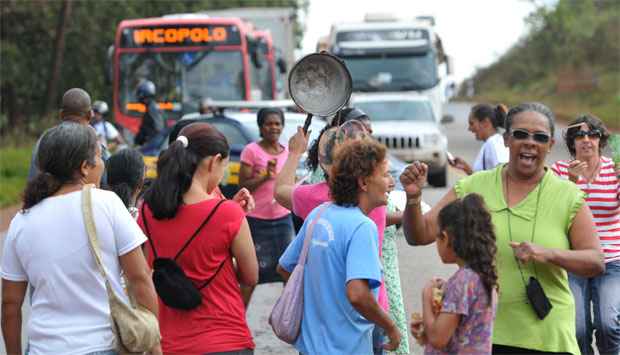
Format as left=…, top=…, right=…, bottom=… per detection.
left=454, top=164, right=583, bottom=354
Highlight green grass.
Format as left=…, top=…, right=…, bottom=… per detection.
left=0, top=145, right=33, bottom=208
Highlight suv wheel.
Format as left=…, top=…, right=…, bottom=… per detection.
left=428, top=166, right=447, bottom=188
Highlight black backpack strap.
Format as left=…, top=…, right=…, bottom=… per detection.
left=173, top=199, right=226, bottom=261
left=141, top=203, right=159, bottom=259
left=197, top=255, right=230, bottom=290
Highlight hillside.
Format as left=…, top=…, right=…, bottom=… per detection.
left=468, top=0, right=619, bottom=129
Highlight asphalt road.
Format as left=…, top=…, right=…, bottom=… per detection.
left=0, top=101, right=579, bottom=354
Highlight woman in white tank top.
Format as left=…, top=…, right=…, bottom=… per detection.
left=451, top=103, right=510, bottom=175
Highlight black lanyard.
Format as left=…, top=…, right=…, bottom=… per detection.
left=504, top=170, right=545, bottom=288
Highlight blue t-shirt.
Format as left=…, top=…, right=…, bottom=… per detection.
left=279, top=203, right=383, bottom=355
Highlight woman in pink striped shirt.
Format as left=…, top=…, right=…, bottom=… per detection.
left=551, top=114, right=620, bottom=355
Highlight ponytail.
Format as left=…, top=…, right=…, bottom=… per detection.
left=23, top=122, right=98, bottom=210
left=144, top=141, right=199, bottom=219
left=471, top=103, right=507, bottom=130
left=143, top=122, right=229, bottom=219
left=307, top=125, right=330, bottom=173
left=438, top=193, right=498, bottom=302
left=493, top=104, right=508, bottom=130
left=23, top=173, right=64, bottom=210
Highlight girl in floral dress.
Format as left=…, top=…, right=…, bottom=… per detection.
left=412, top=194, right=498, bottom=354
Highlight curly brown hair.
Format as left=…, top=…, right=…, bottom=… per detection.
left=563, top=114, right=610, bottom=157
left=438, top=193, right=498, bottom=302
left=328, top=138, right=387, bottom=207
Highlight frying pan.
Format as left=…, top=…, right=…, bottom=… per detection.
left=288, top=52, right=353, bottom=133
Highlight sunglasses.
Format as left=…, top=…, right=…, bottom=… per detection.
left=510, top=129, right=551, bottom=143
left=573, top=129, right=601, bottom=140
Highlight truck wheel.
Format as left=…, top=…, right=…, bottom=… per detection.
left=428, top=167, right=447, bottom=188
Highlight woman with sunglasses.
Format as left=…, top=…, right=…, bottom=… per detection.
left=451, top=104, right=510, bottom=175
left=550, top=114, right=620, bottom=355
left=399, top=102, right=604, bottom=354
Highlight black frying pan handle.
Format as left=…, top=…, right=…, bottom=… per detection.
left=303, top=113, right=313, bottom=134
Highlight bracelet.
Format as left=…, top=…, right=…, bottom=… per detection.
left=406, top=195, right=422, bottom=206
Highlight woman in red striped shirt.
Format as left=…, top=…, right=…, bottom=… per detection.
left=551, top=114, right=620, bottom=355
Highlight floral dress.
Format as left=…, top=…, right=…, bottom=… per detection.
left=382, top=198, right=410, bottom=354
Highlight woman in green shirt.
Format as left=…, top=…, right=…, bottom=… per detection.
left=399, top=102, right=604, bottom=354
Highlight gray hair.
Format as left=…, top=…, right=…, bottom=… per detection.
left=505, top=102, right=555, bottom=136
left=37, top=122, right=98, bottom=182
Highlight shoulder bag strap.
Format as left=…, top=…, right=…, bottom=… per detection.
left=173, top=199, right=226, bottom=260
left=193, top=199, right=232, bottom=289
left=140, top=203, right=159, bottom=259
left=81, top=184, right=116, bottom=299
left=299, top=203, right=330, bottom=266
left=196, top=255, right=230, bottom=290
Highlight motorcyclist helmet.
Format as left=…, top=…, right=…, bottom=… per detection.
left=92, top=100, right=109, bottom=115
left=136, top=80, right=156, bottom=101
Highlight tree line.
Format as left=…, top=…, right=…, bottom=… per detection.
left=0, top=0, right=306, bottom=135
left=471, top=0, right=619, bottom=97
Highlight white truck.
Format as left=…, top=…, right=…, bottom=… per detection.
left=323, top=14, right=454, bottom=123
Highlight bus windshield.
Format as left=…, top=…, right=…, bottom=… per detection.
left=343, top=52, right=438, bottom=92
left=119, top=50, right=245, bottom=118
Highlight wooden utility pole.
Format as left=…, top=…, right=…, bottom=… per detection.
left=45, top=0, right=72, bottom=114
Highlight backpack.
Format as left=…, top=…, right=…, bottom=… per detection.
left=141, top=200, right=226, bottom=310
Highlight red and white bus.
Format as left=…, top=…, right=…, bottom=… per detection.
left=111, top=15, right=277, bottom=133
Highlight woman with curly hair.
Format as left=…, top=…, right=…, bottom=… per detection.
left=551, top=114, right=620, bottom=355
left=277, top=138, right=401, bottom=355
left=411, top=194, right=498, bottom=354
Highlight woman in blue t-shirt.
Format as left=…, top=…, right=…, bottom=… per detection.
left=277, top=138, right=401, bottom=355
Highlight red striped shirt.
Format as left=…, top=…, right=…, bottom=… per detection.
left=551, top=157, right=620, bottom=262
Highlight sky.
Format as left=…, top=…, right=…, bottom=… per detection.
left=300, top=0, right=547, bottom=84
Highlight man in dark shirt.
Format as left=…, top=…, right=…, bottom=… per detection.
left=134, top=80, right=165, bottom=153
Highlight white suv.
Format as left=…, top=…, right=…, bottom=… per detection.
left=352, top=93, right=450, bottom=187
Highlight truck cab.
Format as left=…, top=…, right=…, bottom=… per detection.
left=326, top=14, right=452, bottom=123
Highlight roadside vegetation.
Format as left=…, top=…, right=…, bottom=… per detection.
left=1, top=0, right=306, bottom=208
left=0, top=116, right=53, bottom=208
left=1, top=0, right=306, bottom=137
left=468, top=0, right=619, bottom=129
left=0, top=143, right=32, bottom=208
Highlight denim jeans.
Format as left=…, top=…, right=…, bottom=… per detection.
left=569, top=260, right=620, bottom=355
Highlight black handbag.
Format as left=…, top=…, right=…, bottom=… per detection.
left=141, top=200, right=227, bottom=310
